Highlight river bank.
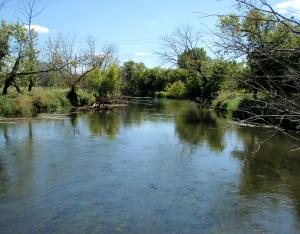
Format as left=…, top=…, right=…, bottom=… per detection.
left=1, top=89, right=299, bottom=134
left=0, top=88, right=127, bottom=118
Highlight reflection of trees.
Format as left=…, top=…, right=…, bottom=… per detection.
left=0, top=122, right=35, bottom=195
left=70, top=114, right=80, bottom=135
left=70, top=114, right=79, bottom=129
left=121, top=104, right=143, bottom=126
left=122, top=99, right=227, bottom=152
left=88, top=111, right=121, bottom=139
left=0, top=124, right=10, bottom=194
left=0, top=153, right=7, bottom=194
left=121, top=99, right=191, bottom=126
left=175, top=106, right=226, bottom=152
left=233, top=128, right=300, bottom=218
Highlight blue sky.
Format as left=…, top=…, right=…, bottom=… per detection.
left=1, top=0, right=297, bottom=67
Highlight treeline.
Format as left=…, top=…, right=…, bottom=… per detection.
left=0, top=0, right=300, bottom=135
left=121, top=56, right=240, bottom=102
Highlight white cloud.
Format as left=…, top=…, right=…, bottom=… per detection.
left=24, top=25, right=50, bottom=34
left=135, top=52, right=152, bottom=57
left=276, top=0, right=300, bottom=10
left=275, top=0, right=300, bottom=18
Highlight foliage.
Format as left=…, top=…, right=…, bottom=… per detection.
left=178, top=48, right=209, bottom=71
left=218, top=8, right=300, bottom=95
left=0, top=88, right=74, bottom=117
left=0, top=94, right=16, bottom=116
left=185, top=59, right=230, bottom=103
left=97, top=64, right=121, bottom=98
left=122, top=60, right=146, bottom=96
left=77, top=89, right=96, bottom=106
left=165, top=81, right=187, bottom=99
left=0, top=20, right=39, bottom=94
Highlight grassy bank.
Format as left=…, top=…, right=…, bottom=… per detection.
left=212, top=91, right=300, bottom=131
left=0, top=88, right=95, bottom=117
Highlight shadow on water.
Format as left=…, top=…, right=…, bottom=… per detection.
left=0, top=99, right=300, bottom=233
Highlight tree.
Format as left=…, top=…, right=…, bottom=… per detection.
left=97, top=64, right=121, bottom=99
left=121, top=60, right=146, bottom=96
left=20, top=0, right=44, bottom=92
left=218, top=7, right=300, bottom=96
left=215, top=0, right=300, bottom=146
left=157, top=25, right=202, bottom=67
left=47, top=35, right=117, bottom=105
left=0, top=21, right=31, bottom=94
left=0, top=0, right=9, bottom=10
left=139, top=68, right=169, bottom=96
left=178, top=47, right=209, bottom=71
left=0, top=0, right=69, bottom=95
left=186, top=59, right=230, bottom=103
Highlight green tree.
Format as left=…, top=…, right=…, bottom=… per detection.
left=121, top=60, right=146, bottom=96
left=178, top=48, right=209, bottom=71
left=218, top=8, right=300, bottom=96
left=98, top=64, right=121, bottom=99
left=0, top=21, right=33, bottom=94
left=166, top=80, right=187, bottom=99
left=186, top=59, right=229, bottom=103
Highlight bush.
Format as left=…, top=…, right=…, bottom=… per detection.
left=15, top=95, right=33, bottom=117
left=0, top=95, right=17, bottom=117
left=155, top=91, right=168, bottom=98
left=32, top=88, right=71, bottom=112
left=166, top=81, right=187, bottom=99
left=77, top=89, right=96, bottom=106
left=67, top=87, right=95, bottom=107
left=98, top=64, right=121, bottom=98
left=0, top=88, right=74, bottom=117
left=212, top=91, right=244, bottom=111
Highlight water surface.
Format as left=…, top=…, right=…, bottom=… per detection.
left=0, top=99, right=300, bottom=233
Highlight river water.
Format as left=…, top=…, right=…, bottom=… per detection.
left=0, top=99, right=300, bottom=234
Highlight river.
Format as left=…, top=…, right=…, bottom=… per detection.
left=0, top=99, right=300, bottom=233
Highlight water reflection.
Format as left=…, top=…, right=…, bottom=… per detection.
left=0, top=99, right=300, bottom=233
left=86, top=111, right=121, bottom=139
left=175, top=107, right=226, bottom=151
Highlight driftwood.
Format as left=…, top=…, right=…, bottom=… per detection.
left=72, top=98, right=128, bottom=113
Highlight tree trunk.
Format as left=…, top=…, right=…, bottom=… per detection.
left=28, top=79, right=34, bottom=92
left=14, top=83, right=22, bottom=93
left=2, top=57, right=21, bottom=95
left=2, top=79, right=11, bottom=95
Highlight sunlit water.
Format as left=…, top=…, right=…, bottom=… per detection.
left=0, top=99, right=300, bottom=234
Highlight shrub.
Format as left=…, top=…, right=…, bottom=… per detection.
left=0, top=88, right=74, bottom=117
left=0, top=95, right=16, bottom=117
left=32, top=89, right=71, bottom=112
left=15, top=95, right=33, bottom=117
left=166, top=81, right=187, bottom=99
left=155, top=91, right=168, bottom=98
left=77, top=89, right=96, bottom=106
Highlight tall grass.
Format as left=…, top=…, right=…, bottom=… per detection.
left=0, top=88, right=92, bottom=117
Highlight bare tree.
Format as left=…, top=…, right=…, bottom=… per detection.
left=20, top=0, right=44, bottom=91
left=46, top=34, right=118, bottom=104
left=0, top=0, right=9, bottom=10
left=157, top=25, right=202, bottom=67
